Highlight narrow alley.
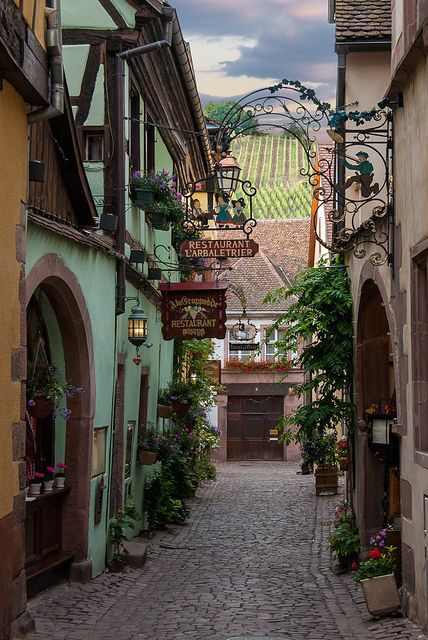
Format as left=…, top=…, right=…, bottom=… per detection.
left=28, top=464, right=426, bottom=640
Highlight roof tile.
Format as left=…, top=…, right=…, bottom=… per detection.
left=335, top=0, right=391, bottom=42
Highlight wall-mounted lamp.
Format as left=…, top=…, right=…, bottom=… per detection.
left=125, top=297, right=152, bottom=364
left=216, top=154, right=241, bottom=195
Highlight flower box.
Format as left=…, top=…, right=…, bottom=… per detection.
left=130, top=187, right=155, bottom=209
left=361, top=574, right=400, bottom=617
left=149, top=212, right=171, bottom=231
left=137, top=450, right=157, bottom=465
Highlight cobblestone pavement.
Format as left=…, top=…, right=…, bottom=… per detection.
left=28, top=463, right=428, bottom=640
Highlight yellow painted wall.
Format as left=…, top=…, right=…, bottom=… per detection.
left=12, top=0, right=46, bottom=50
left=0, top=81, right=28, bottom=518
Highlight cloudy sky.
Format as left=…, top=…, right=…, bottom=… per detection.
left=176, top=0, right=337, bottom=107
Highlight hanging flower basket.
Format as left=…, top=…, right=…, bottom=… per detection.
left=171, top=399, right=192, bottom=416
left=27, top=393, right=54, bottom=419
left=137, top=450, right=157, bottom=465
left=157, top=403, right=173, bottom=419
left=130, top=187, right=155, bottom=209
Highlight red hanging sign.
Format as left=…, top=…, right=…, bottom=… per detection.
left=159, top=282, right=228, bottom=340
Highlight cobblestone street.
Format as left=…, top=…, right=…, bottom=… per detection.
left=28, top=463, right=427, bottom=640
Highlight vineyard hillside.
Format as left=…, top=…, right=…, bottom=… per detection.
left=231, top=135, right=313, bottom=219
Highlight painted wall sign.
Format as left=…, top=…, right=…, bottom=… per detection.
left=180, top=238, right=259, bottom=259
left=229, top=343, right=260, bottom=352
left=160, top=282, right=228, bottom=340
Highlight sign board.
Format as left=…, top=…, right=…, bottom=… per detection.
left=180, top=238, right=259, bottom=259
left=229, top=343, right=259, bottom=352
left=160, top=282, right=227, bottom=340
left=206, top=360, right=221, bottom=385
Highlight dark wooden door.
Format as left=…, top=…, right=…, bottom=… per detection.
left=227, top=396, right=284, bottom=461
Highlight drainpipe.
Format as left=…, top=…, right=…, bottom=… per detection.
left=28, top=0, right=64, bottom=123
left=335, top=46, right=347, bottom=234
left=114, top=7, right=175, bottom=315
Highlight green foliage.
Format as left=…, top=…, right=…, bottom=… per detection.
left=354, top=546, right=396, bottom=582
left=230, top=134, right=312, bottom=219
left=109, top=501, right=140, bottom=564
left=174, top=339, right=222, bottom=410
left=329, top=522, right=360, bottom=559
left=143, top=467, right=190, bottom=531
left=194, top=452, right=217, bottom=484
left=204, top=100, right=259, bottom=135
left=264, top=257, right=353, bottom=465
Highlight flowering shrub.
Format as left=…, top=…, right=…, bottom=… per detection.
left=353, top=527, right=397, bottom=582
left=329, top=500, right=360, bottom=560
left=225, top=358, right=290, bottom=372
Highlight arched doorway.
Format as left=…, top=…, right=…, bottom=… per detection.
left=356, top=279, right=400, bottom=543
left=25, top=254, right=95, bottom=593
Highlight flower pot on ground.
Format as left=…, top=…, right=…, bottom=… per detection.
left=157, top=403, right=173, bottom=419
left=315, top=464, right=338, bottom=496
left=360, top=574, right=400, bottom=617
left=137, top=450, right=157, bottom=465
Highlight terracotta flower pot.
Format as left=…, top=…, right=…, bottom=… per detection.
left=137, top=450, right=157, bottom=465
left=157, top=403, right=173, bottom=419
left=27, top=393, right=54, bottom=419
left=361, top=573, right=400, bottom=617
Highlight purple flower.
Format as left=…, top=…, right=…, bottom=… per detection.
left=75, top=386, right=84, bottom=394
left=379, top=540, right=385, bottom=547
left=28, top=399, right=36, bottom=407
left=60, top=408, right=72, bottom=420
left=369, top=537, right=375, bottom=545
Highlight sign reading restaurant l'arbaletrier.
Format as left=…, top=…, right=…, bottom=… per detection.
left=159, top=282, right=228, bottom=340
left=180, top=238, right=259, bottom=259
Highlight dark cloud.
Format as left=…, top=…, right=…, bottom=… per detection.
left=176, top=0, right=336, bottom=102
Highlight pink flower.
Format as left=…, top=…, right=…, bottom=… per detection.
left=46, top=466, right=56, bottom=475
left=56, top=462, right=67, bottom=469
left=33, top=472, right=45, bottom=480
left=351, top=561, right=358, bottom=571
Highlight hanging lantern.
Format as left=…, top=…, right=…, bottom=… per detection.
left=216, top=154, right=241, bottom=195
left=127, top=304, right=148, bottom=346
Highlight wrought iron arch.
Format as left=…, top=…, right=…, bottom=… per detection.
left=204, top=79, right=395, bottom=266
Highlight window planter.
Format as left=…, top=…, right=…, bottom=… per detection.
left=149, top=212, right=171, bottom=231
left=361, top=574, right=400, bottom=617
left=130, top=188, right=155, bottom=209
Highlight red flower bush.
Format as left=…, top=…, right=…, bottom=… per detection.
left=369, top=548, right=381, bottom=560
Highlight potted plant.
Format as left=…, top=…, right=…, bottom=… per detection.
left=27, top=364, right=84, bottom=420
left=43, top=466, right=56, bottom=492
left=168, top=380, right=194, bottom=416
left=353, top=528, right=400, bottom=617
left=137, top=426, right=161, bottom=465
left=129, top=169, right=185, bottom=231
left=29, top=472, right=45, bottom=496
left=329, top=500, right=360, bottom=571
left=338, top=436, right=349, bottom=471
left=55, top=462, right=67, bottom=489
left=157, top=387, right=173, bottom=419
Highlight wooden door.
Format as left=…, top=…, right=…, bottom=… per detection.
left=227, top=396, right=284, bottom=461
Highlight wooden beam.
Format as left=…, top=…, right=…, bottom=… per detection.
left=75, top=45, right=101, bottom=126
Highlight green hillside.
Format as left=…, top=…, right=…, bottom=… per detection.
left=231, top=135, right=312, bottom=219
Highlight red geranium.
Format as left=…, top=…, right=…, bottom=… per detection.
left=369, top=548, right=381, bottom=560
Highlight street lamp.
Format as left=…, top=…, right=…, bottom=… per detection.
left=216, top=154, right=241, bottom=195
left=125, top=298, right=152, bottom=364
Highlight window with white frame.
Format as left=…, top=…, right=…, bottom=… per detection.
left=228, top=329, right=258, bottom=362
left=264, top=328, right=286, bottom=362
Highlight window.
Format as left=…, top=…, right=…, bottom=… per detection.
left=145, top=111, right=155, bottom=172
left=92, top=427, right=107, bottom=476
left=411, top=246, right=428, bottom=452
left=265, top=328, right=286, bottom=361
left=228, top=329, right=257, bottom=362
left=83, top=130, right=104, bottom=162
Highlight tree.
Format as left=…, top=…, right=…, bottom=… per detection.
left=264, top=256, right=354, bottom=465
left=204, top=101, right=259, bottom=136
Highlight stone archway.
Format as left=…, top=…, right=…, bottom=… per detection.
left=355, top=276, right=400, bottom=543
left=26, top=254, right=95, bottom=564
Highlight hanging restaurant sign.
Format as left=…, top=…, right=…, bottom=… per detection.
left=229, top=343, right=259, bottom=352
left=180, top=238, right=259, bottom=259
left=159, top=282, right=228, bottom=340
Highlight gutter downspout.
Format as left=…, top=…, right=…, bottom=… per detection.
left=335, top=46, right=347, bottom=235
left=114, top=7, right=175, bottom=315
left=28, top=0, right=64, bottom=124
